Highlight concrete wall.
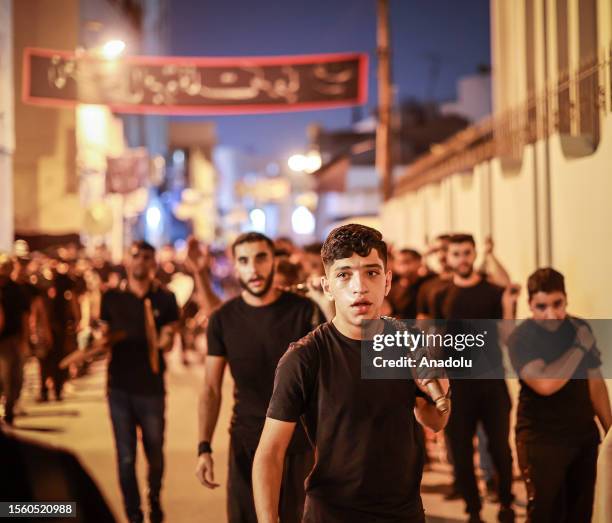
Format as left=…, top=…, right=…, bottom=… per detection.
left=0, top=0, right=14, bottom=250
left=12, top=0, right=81, bottom=235
left=383, top=0, right=612, bottom=319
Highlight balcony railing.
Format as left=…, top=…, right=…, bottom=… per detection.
left=394, top=43, right=611, bottom=196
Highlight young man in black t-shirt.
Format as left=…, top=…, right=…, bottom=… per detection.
left=436, top=233, right=518, bottom=523
left=195, top=232, right=319, bottom=523
left=100, top=241, right=179, bottom=523
left=252, top=224, right=450, bottom=523
left=508, top=268, right=611, bottom=523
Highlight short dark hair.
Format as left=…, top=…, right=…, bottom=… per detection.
left=448, top=233, right=475, bottom=246
left=130, top=240, right=156, bottom=255
left=398, top=248, right=421, bottom=261
left=527, top=267, right=566, bottom=300
left=303, top=242, right=323, bottom=256
left=321, top=224, right=387, bottom=268
left=276, top=260, right=300, bottom=286
left=436, top=234, right=451, bottom=242
left=232, top=232, right=274, bottom=256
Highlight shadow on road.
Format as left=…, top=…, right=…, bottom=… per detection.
left=12, top=425, right=66, bottom=433
left=19, top=409, right=81, bottom=418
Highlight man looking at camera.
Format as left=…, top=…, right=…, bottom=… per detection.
left=434, top=233, right=517, bottom=523
left=509, top=268, right=611, bottom=523
left=253, top=224, right=449, bottom=523
left=100, top=241, right=179, bottom=523
left=196, top=232, right=320, bottom=523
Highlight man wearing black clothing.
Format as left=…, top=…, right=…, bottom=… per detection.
left=100, top=241, right=179, bottom=523
left=436, top=234, right=517, bottom=523
left=195, top=232, right=319, bottom=523
left=508, top=268, right=611, bottom=523
left=253, top=224, right=449, bottom=523
left=0, top=255, right=29, bottom=425
left=387, top=248, right=435, bottom=319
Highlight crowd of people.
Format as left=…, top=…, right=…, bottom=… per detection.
left=1, top=225, right=610, bottom=523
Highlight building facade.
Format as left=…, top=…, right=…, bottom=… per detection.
left=383, top=0, right=612, bottom=320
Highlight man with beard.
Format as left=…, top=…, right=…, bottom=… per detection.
left=435, top=233, right=518, bottom=523
left=253, top=224, right=450, bottom=523
left=195, top=232, right=320, bottom=523
left=100, top=241, right=179, bottom=523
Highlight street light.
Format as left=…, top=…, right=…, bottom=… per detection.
left=288, top=151, right=322, bottom=174
left=100, top=39, right=126, bottom=60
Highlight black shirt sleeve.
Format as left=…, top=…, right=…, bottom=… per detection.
left=100, top=292, right=111, bottom=323
left=508, top=323, right=540, bottom=374
left=267, top=341, right=318, bottom=422
left=161, top=291, right=180, bottom=325
left=206, top=310, right=227, bottom=357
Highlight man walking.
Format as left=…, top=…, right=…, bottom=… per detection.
left=195, top=232, right=320, bottom=523
left=509, top=267, right=611, bottom=522
left=253, top=224, right=449, bottom=523
left=435, top=233, right=517, bottom=523
left=100, top=241, right=179, bottom=523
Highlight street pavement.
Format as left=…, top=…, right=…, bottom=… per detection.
left=6, top=350, right=526, bottom=523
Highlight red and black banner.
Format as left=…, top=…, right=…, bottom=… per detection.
left=23, top=48, right=368, bottom=115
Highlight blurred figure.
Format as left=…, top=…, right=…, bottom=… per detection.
left=417, top=234, right=453, bottom=320
left=100, top=241, right=179, bottom=523
left=508, top=268, right=611, bottom=523
left=0, top=427, right=116, bottom=522
left=0, top=254, right=29, bottom=425
left=12, top=245, right=50, bottom=408
left=273, top=260, right=301, bottom=291
left=436, top=234, right=519, bottom=523
left=38, top=262, right=80, bottom=402
left=387, top=248, right=435, bottom=319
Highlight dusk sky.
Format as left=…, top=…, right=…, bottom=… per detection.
left=169, top=0, right=490, bottom=158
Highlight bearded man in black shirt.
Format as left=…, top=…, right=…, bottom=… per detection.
left=508, top=268, right=611, bottom=523
left=435, top=233, right=518, bottom=523
left=253, top=224, right=450, bottom=523
left=195, top=232, right=320, bottom=523
left=100, top=241, right=179, bottom=523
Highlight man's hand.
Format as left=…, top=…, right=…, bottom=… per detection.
left=195, top=453, right=220, bottom=489
left=571, top=319, right=595, bottom=351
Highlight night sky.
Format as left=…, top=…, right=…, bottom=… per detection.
left=169, top=0, right=490, bottom=158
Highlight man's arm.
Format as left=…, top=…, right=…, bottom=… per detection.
left=519, top=322, right=595, bottom=396
left=588, top=369, right=612, bottom=434
left=195, top=355, right=226, bottom=488
left=480, top=237, right=511, bottom=288
left=253, top=418, right=296, bottom=523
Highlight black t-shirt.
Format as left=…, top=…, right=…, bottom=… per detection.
left=267, top=322, right=428, bottom=523
left=415, top=275, right=449, bottom=318
left=388, top=273, right=436, bottom=320
left=100, top=284, right=179, bottom=395
left=436, top=278, right=505, bottom=374
left=0, top=280, right=28, bottom=340
left=18, top=281, right=39, bottom=311
left=508, top=317, right=600, bottom=445
left=207, top=291, right=321, bottom=451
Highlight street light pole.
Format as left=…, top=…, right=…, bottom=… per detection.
left=376, top=0, right=393, bottom=200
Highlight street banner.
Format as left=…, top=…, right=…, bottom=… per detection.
left=23, top=48, right=368, bottom=114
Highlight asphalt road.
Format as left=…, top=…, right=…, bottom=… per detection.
left=7, top=349, right=527, bottom=522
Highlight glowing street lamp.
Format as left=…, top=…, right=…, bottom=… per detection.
left=288, top=151, right=322, bottom=174
left=100, top=39, right=126, bottom=60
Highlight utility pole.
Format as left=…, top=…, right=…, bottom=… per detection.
left=376, top=0, right=393, bottom=200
